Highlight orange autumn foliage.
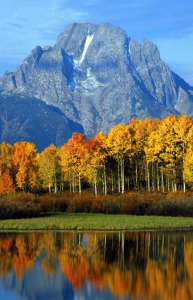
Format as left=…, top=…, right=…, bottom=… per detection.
left=1, top=114, right=193, bottom=193
left=0, top=173, right=14, bottom=194
left=0, top=232, right=193, bottom=299
left=13, top=141, right=38, bottom=190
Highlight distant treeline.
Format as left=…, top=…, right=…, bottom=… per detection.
left=1, top=114, right=193, bottom=195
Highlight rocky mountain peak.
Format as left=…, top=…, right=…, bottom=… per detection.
left=0, top=22, right=193, bottom=150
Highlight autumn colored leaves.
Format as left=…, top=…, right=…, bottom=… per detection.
left=1, top=114, right=193, bottom=195
left=0, top=232, right=192, bottom=300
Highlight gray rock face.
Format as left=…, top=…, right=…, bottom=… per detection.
left=0, top=94, right=75, bottom=151
left=0, top=22, right=193, bottom=148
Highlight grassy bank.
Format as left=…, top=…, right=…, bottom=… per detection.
left=0, top=213, right=193, bottom=231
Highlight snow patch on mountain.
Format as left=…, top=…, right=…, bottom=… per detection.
left=79, top=34, right=94, bottom=65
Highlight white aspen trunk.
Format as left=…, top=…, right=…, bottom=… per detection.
left=104, top=163, right=107, bottom=196
left=157, top=162, right=160, bottom=192
left=167, top=176, right=170, bottom=192
left=48, top=164, right=51, bottom=193
left=173, top=168, right=177, bottom=192
left=94, top=171, right=97, bottom=196
left=161, top=171, right=164, bottom=192
left=118, top=163, right=121, bottom=193
left=182, top=144, right=186, bottom=193
left=54, top=161, right=57, bottom=194
left=172, top=182, right=174, bottom=192
left=111, top=169, right=114, bottom=193
left=79, top=174, right=81, bottom=194
left=74, top=170, right=77, bottom=192
left=135, top=162, right=138, bottom=190
left=147, top=160, right=150, bottom=192
left=54, top=178, right=57, bottom=193
left=121, top=158, right=125, bottom=194
left=139, top=160, right=142, bottom=189
left=152, top=162, right=154, bottom=191
left=48, top=180, right=51, bottom=194
left=72, top=169, right=75, bottom=193
left=54, top=173, right=57, bottom=194
left=102, top=174, right=104, bottom=195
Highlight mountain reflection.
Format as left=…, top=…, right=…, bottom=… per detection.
left=0, top=231, right=192, bottom=300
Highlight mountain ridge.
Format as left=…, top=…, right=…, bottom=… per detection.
left=0, top=21, right=193, bottom=150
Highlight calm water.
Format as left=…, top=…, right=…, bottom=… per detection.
left=0, top=230, right=192, bottom=300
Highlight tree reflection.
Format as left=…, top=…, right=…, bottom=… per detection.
left=0, top=231, right=192, bottom=300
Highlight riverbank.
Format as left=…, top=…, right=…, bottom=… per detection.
left=0, top=213, right=193, bottom=231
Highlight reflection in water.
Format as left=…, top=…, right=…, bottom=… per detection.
left=0, top=231, right=192, bottom=300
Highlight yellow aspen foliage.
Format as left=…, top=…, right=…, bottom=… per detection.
left=0, top=142, right=14, bottom=176
left=13, top=142, right=38, bottom=190
left=1, top=113, right=193, bottom=193
left=184, top=126, right=193, bottom=184
left=38, top=144, right=60, bottom=192
left=0, top=143, right=15, bottom=193
left=107, top=123, right=133, bottom=193
left=0, top=173, right=14, bottom=194
left=61, top=133, right=86, bottom=193
left=84, top=133, right=108, bottom=194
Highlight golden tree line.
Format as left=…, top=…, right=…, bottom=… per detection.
left=1, top=114, right=193, bottom=195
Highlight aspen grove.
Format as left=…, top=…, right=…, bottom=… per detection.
left=1, top=114, right=193, bottom=195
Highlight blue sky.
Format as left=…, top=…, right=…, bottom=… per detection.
left=0, top=0, right=193, bottom=85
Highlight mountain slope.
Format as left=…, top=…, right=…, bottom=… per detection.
left=0, top=94, right=75, bottom=151
left=0, top=22, right=193, bottom=148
